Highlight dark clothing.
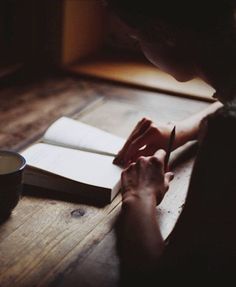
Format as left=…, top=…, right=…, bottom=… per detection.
left=159, top=105, right=236, bottom=284
left=120, top=105, right=236, bottom=286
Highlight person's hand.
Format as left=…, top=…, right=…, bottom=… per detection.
left=113, top=118, right=173, bottom=167
left=121, top=149, right=174, bottom=205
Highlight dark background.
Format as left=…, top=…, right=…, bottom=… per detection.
left=0, top=0, right=63, bottom=73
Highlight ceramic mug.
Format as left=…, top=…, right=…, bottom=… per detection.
left=0, top=150, right=26, bottom=220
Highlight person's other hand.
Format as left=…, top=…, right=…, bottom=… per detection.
left=113, top=118, right=173, bottom=167
left=121, top=149, right=174, bottom=205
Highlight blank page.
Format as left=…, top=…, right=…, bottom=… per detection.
left=22, top=143, right=122, bottom=189
left=43, top=117, right=125, bottom=156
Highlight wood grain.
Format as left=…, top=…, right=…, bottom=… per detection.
left=0, top=74, right=210, bottom=287
left=0, top=75, right=101, bottom=151
left=67, top=53, right=216, bottom=102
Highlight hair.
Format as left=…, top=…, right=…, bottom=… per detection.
left=105, top=0, right=235, bottom=38
left=105, top=0, right=236, bottom=102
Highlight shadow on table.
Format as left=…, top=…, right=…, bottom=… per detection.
left=22, top=184, right=110, bottom=208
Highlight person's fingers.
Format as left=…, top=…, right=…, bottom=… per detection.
left=135, top=155, right=149, bottom=171
left=154, top=149, right=166, bottom=163
left=135, top=117, right=152, bottom=131
left=128, top=118, right=152, bottom=140
left=113, top=155, right=126, bottom=166
left=121, top=169, right=128, bottom=183
left=121, top=162, right=139, bottom=194
left=121, top=125, right=158, bottom=165
left=124, top=162, right=136, bottom=174
left=136, top=155, right=148, bottom=165
left=128, top=145, right=157, bottom=164
left=148, top=150, right=166, bottom=174
left=113, top=118, right=152, bottom=166
left=162, top=172, right=174, bottom=195
left=121, top=167, right=132, bottom=187
left=131, top=125, right=157, bottom=151
left=117, top=116, right=152, bottom=149
left=121, top=163, right=134, bottom=180
left=122, top=118, right=152, bottom=149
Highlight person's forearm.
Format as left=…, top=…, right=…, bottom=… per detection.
left=173, top=101, right=223, bottom=148
left=119, top=194, right=165, bottom=270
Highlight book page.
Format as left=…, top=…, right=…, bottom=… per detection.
left=22, top=143, right=122, bottom=190
left=43, top=117, right=125, bottom=156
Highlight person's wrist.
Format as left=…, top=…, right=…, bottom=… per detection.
left=158, top=121, right=176, bottom=150
left=160, top=120, right=193, bottom=149
left=122, top=190, right=157, bottom=209
left=165, top=121, right=179, bottom=150
left=173, top=120, right=196, bottom=148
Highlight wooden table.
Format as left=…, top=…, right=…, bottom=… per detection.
left=0, top=73, right=210, bottom=287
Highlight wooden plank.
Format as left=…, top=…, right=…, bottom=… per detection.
left=67, top=53, right=216, bottom=102
left=0, top=76, right=101, bottom=151
left=38, top=87, right=209, bottom=286
left=0, top=78, right=210, bottom=287
left=38, top=158, right=194, bottom=287
left=38, top=199, right=121, bottom=287
left=0, top=194, right=121, bottom=287
left=75, top=85, right=209, bottom=138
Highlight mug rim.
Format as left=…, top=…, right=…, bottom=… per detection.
left=0, top=150, right=26, bottom=176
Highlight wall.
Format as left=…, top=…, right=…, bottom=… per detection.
left=62, top=0, right=108, bottom=65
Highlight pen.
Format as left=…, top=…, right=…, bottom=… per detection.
left=164, top=126, right=176, bottom=171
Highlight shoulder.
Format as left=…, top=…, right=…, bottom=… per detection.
left=199, top=103, right=236, bottom=148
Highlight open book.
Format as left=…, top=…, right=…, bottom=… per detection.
left=22, top=117, right=125, bottom=204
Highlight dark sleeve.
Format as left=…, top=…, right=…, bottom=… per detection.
left=155, top=106, right=236, bottom=282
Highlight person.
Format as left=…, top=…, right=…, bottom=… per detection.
left=104, top=0, right=236, bottom=285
